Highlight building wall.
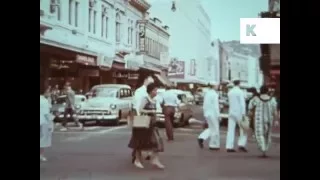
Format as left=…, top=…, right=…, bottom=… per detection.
left=40, top=0, right=145, bottom=64
left=148, top=0, right=212, bottom=83
left=144, top=19, right=169, bottom=61
left=229, top=52, right=249, bottom=84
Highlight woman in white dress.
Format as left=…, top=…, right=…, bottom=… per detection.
left=248, top=86, right=278, bottom=158
left=40, top=94, right=54, bottom=162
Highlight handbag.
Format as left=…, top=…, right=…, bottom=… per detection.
left=132, top=115, right=151, bottom=128
left=239, top=115, right=250, bottom=132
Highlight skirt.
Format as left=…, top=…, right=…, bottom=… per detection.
left=128, top=110, right=164, bottom=152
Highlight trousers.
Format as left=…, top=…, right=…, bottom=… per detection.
left=198, top=114, right=220, bottom=148
left=225, top=116, right=247, bottom=149
left=163, top=106, right=175, bottom=140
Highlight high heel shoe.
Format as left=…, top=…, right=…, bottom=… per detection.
left=134, top=160, right=144, bottom=169
left=151, top=157, right=165, bottom=169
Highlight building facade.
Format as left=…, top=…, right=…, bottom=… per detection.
left=259, top=0, right=280, bottom=95
left=148, top=0, right=212, bottom=85
left=40, top=0, right=151, bottom=91
left=228, top=51, right=261, bottom=88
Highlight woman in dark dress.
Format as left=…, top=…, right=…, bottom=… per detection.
left=128, top=83, right=165, bottom=169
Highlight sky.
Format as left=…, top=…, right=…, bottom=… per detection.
left=200, top=0, right=268, bottom=41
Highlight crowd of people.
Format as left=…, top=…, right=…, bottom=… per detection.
left=40, top=76, right=279, bottom=167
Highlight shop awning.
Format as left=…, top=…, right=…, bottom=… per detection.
left=154, top=74, right=173, bottom=87
left=141, top=62, right=161, bottom=73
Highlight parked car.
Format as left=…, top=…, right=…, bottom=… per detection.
left=183, top=90, right=195, bottom=104
left=79, top=84, right=133, bottom=125
left=155, top=89, right=193, bottom=127
left=51, top=95, right=87, bottom=122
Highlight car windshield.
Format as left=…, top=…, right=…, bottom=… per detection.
left=94, top=87, right=118, bottom=97
left=56, top=96, right=85, bottom=104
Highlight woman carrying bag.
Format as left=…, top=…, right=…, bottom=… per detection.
left=128, top=83, right=165, bottom=169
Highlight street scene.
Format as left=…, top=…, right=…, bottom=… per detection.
left=40, top=0, right=280, bottom=179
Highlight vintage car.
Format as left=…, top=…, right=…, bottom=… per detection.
left=51, top=94, right=87, bottom=122
left=155, top=89, right=193, bottom=127
left=183, top=90, right=195, bottom=104
left=78, top=84, right=133, bottom=125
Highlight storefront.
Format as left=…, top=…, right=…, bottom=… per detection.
left=40, top=44, right=99, bottom=92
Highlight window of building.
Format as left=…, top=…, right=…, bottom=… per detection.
left=68, top=0, right=79, bottom=27
left=69, top=0, right=73, bottom=25
left=88, top=1, right=97, bottom=34
left=136, top=24, right=139, bottom=49
left=116, top=13, right=121, bottom=43
left=75, top=1, right=79, bottom=27
left=127, top=19, right=130, bottom=44
left=101, top=5, right=108, bottom=39
left=51, top=0, right=61, bottom=21
left=130, top=21, right=133, bottom=45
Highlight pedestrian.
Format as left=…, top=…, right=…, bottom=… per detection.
left=128, top=83, right=165, bottom=169
left=44, top=85, right=52, bottom=105
left=130, top=75, right=154, bottom=161
left=198, top=82, right=221, bottom=150
left=51, top=84, right=60, bottom=104
left=248, top=86, right=278, bottom=158
left=40, top=91, right=54, bottom=162
left=225, top=79, right=248, bottom=152
left=246, top=87, right=259, bottom=132
left=162, top=86, right=180, bottom=141
left=60, top=82, right=83, bottom=131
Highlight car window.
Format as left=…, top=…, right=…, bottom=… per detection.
left=120, top=89, right=126, bottom=98
left=126, top=89, right=133, bottom=97
left=95, top=87, right=118, bottom=97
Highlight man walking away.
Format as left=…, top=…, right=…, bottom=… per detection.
left=225, top=79, right=248, bottom=152
left=198, top=83, right=221, bottom=150
left=162, top=86, right=180, bottom=141
left=60, top=82, right=83, bottom=131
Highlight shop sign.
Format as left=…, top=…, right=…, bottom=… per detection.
left=98, top=54, right=114, bottom=68
left=137, top=20, right=147, bottom=52
left=168, top=58, right=185, bottom=79
left=80, top=69, right=99, bottom=77
left=76, top=55, right=96, bottom=66
left=124, top=53, right=143, bottom=70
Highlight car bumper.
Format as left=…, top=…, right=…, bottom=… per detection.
left=56, top=114, right=118, bottom=121
left=156, top=114, right=180, bottom=123
left=78, top=114, right=118, bottom=121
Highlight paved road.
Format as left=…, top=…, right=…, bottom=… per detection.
left=42, top=124, right=280, bottom=180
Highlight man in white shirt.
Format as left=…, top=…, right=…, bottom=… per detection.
left=132, top=76, right=154, bottom=115
left=198, top=83, right=221, bottom=150
left=162, top=86, right=180, bottom=141
left=226, top=79, right=248, bottom=152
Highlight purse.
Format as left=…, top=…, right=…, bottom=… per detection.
left=132, top=115, right=151, bottom=128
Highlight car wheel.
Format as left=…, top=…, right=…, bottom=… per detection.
left=196, top=102, right=199, bottom=105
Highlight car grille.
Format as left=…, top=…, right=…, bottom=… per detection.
left=81, top=110, right=111, bottom=115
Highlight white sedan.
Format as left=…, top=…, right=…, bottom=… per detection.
left=79, top=84, right=133, bottom=125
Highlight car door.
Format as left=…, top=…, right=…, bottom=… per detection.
left=180, top=94, right=192, bottom=121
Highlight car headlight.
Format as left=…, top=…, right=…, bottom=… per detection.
left=110, top=104, right=116, bottom=109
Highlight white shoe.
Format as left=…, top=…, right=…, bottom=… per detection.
left=60, top=127, right=68, bottom=131
left=40, top=155, right=47, bottom=162
left=134, top=161, right=144, bottom=169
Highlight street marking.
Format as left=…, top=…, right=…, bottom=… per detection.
left=62, top=126, right=127, bottom=142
